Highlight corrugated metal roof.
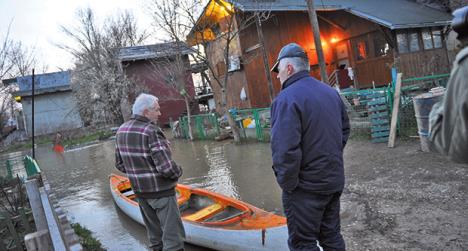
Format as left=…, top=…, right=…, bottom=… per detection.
left=230, top=0, right=452, bottom=29
left=15, top=70, right=71, bottom=97
left=118, top=42, right=194, bottom=62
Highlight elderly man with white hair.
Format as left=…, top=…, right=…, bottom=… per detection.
left=115, top=93, right=185, bottom=251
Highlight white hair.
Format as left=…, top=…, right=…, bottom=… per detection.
left=132, top=93, right=159, bottom=115
left=279, top=57, right=310, bottom=72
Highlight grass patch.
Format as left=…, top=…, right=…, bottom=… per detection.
left=71, top=223, right=106, bottom=251
left=63, top=131, right=114, bottom=147
left=0, top=130, right=114, bottom=154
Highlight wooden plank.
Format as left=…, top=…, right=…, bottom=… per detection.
left=24, top=230, right=52, bottom=251
left=25, top=179, right=48, bottom=231
left=371, top=119, right=389, bottom=125
left=372, top=131, right=390, bottom=138
left=372, top=137, right=389, bottom=143
left=388, top=73, right=403, bottom=148
left=40, top=187, right=67, bottom=251
left=371, top=125, right=390, bottom=132
left=183, top=204, right=224, bottom=222
left=368, top=105, right=387, bottom=112
left=370, top=111, right=389, bottom=119
left=367, top=98, right=387, bottom=106
left=365, top=92, right=387, bottom=99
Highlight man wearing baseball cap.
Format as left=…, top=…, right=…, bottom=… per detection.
left=429, top=6, right=468, bottom=164
left=270, top=42, right=350, bottom=251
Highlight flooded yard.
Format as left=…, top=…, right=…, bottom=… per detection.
left=26, top=136, right=468, bottom=250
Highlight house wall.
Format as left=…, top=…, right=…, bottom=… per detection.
left=207, top=9, right=451, bottom=110
left=397, top=47, right=450, bottom=78
left=316, top=10, right=394, bottom=87
left=22, top=91, right=83, bottom=136
left=122, top=57, right=197, bottom=125
left=238, top=12, right=338, bottom=108
left=205, top=20, right=252, bottom=112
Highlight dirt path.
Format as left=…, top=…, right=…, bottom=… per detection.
left=341, top=140, right=467, bottom=250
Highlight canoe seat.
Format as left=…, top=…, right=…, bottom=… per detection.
left=122, top=190, right=135, bottom=197
left=183, top=203, right=224, bottom=222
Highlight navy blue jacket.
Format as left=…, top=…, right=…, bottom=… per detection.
left=271, top=71, right=350, bottom=193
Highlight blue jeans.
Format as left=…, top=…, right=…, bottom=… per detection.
left=282, top=188, right=345, bottom=251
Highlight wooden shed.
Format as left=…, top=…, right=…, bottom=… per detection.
left=118, top=42, right=198, bottom=126
left=188, top=0, right=452, bottom=110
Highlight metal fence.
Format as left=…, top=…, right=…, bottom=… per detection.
left=178, top=73, right=449, bottom=143
left=1, top=155, right=36, bottom=251
left=341, top=73, right=449, bottom=141
left=178, top=108, right=271, bottom=142
left=0, top=154, right=27, bottom=181
left=394, top=73, right=450, bottom=138
left=231, top=108, right=271, bottom=142
left=179, top=113, right=221, bottom=140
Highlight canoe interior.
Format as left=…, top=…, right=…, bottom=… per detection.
left=116, top=178, right=249, bottom=226
left=111, top=174, right=286, bottom=229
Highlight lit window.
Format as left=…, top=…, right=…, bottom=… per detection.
left=374, top=36, right=390, bottom=57
left=356, top=41, right=368, bottom=60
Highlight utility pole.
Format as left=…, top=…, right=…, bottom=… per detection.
left=256, top=15, right=275, bottom=102
left=306, top=0, right=329, bottom=84
left=31, top=68, right=35, bottom=159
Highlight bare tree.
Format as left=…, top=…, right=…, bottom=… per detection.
left=147, top=46, right=195, bottom=140
left=0, top=22, right=40, bottom=134
left=149, top=0, right=271, bottom=142
left=9, top=41, right=38, bottom=77
left=59, top=8, right=148, bottom=126
left=0, top=23, right=14, bottom=81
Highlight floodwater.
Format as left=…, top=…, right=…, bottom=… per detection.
left=32, top=137, right=283, bottom=251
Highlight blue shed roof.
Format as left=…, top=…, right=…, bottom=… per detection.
left=15, top=70, right=71, bottom=97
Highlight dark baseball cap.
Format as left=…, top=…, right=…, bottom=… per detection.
left=271, top=43, right=308, bottom=73
left=452, top=6, right=468, bottom=40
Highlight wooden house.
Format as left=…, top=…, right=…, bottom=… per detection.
left=118, top=42, right=198, bottom=126
left=188, top=0, right=453, bottom=110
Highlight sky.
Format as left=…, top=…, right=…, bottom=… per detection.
left=0, top=0, right=156, bottom=73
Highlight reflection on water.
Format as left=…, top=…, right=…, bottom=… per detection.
left=18, top=137, right=282, bottom=250
left=201, top=145, right=239, bottom=199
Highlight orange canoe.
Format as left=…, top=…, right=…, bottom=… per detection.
left=109, top=174, right=288, bottom=250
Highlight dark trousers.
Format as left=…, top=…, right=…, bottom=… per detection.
left=138, top=196, right=185, bottom=251
left=282, top=188, right=345, bottom=251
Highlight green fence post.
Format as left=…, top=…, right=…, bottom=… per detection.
left=214, top=113, right=221, bottom=136
left=196, top=116, right=205, bottom=140
left=253, top=109, right=263, bottom=142
left=23, top=157, right=30, bottom=177
left=6, top=160, right=13, bottom=179
left=181, top=116, right=188, bottom=140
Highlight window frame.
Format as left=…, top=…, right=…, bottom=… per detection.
left=396, top=27, right=444, bottom=54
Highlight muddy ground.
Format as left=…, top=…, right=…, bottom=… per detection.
left=341, top=140, right=467, bottom=251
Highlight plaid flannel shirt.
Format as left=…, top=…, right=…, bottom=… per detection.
left=115, top=115, right=183, bottom=196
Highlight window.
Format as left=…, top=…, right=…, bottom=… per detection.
left=409, top=33, right=420, bottom=52
left=374, top=36, right=390, bottom=57
left=397, top=28, right=443, bottom=54
left=397, top=33, right=408, bottom=53
left=355, top=40, right=368, bottom=60
left=432, top=30, right=442, bottom=48
left=422, top=29, right=433, bottom=50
